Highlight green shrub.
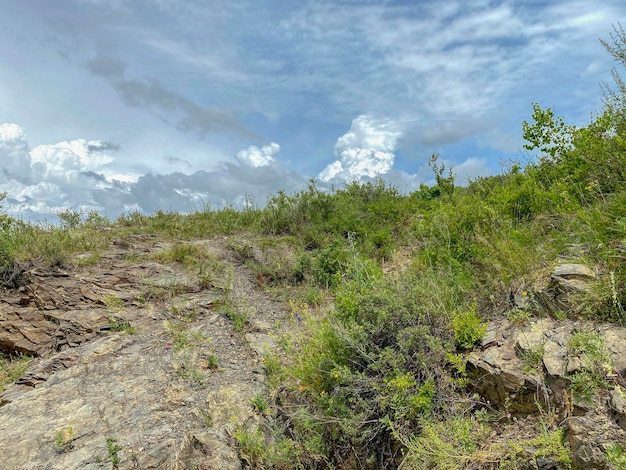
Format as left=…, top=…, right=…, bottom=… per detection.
left=451, top=305, right=486, bottom=350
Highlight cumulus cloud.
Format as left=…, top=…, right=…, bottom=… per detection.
left=0, top=123, right=307, bottom=220
left=236, top=142, right=280, bottom=167
left=319, top=115, right=403, bottom=182
left=0, top=118, right=496, bottom=222
left=451, top=157, right=491, bottom=186
left=30, top=139, right=115, bottom=186
left=0, top=124, right=133, bottom=218
left=0, top=123, right=32, bottom=183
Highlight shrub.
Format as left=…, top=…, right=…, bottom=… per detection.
left=451, top=305, right=486, bottom=350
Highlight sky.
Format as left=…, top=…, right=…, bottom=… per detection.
left=0, top=0, right=624, bottom=221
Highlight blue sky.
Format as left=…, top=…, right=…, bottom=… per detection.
left=0, top=0, right=624, bottom=220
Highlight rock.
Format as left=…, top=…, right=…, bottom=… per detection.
left=0, top=334, right=255, bottom=470
left=550, top=264, right=596, bottom=307
left=551, top=264, right=595, bottom=280
left=0, top=308, right=103, bottom=356
left=598, top=325, right=626, bottom=376
left=467, top=337, right=549, bottom=413
left=146, top=272, right=198, bottom=290
left=567, top=414, right=626, bottom=469
left=610, top=387, right=626, bottom=431
left=244, top=332, right=276, bottom=357
left=0, top=236, right=293, bottom=470
left=528, top=264, right=596, bottom=314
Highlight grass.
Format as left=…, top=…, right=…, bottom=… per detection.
left=106, top=437, right=122, bottom=467
left=566, top=331, right=612, bottom=402
left=53, top=427, right=76, bottom=453
left=519, top=345, right=545, bottom=375
left=233, top=426, right=266, bottom=467
left=250, top=392, right=270, bottom=415
left=107, top=316, right=136, bottom=334
left=222, top=300, right=253, bottom=335
left=0, top=352, right=34, bottom=393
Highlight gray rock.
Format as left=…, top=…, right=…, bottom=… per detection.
left=599, top=325, right=626, bottom=376
left=0, top=237, right=293, bottom=470
left=610, top=387, right=626, bottom=431
left=568, top=414, right=626, bottom=469
left=552, top=264, right=596, bottom=280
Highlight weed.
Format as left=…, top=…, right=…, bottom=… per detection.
left=176, top=358, right=206, bottom=386
left=0, top=352, right=34, bottom=393
left=250, top=392, right=270, bottom=415
left=163, top=321, right=206, bottom=349
left=222, top=301, right=252, bottom=335
left=106, top=437, right=122, bottom=467
left=393, top=416, right=488, bottom=469
left=199, top=408, right=213, bottom=427
left=233, top=426, right=266, bottom=467
left=107, top=317, right=136, bottom=334
left=568, top=370, right=606, bottom=403
left=519, top=345, right=545, bottom=375
left=228, top=240, right=254, bottom=261
left=529, top=426, right=571, bottom=467
left=263, top=352, right=285, bottom=389
left=104, top=295, right=125, bottom=312
left=566, top=331, right=612, bottom=402
left=53, top=427, right=76, bottom=452
left=57, top=209, right=82, bottom=230
left=452, top=304, right=487, bottom=350
left=507, top=308, right=532, bottom=326
left=607, top=443, right=626, bottom=469
left=206, top=353, right=220, bottom=371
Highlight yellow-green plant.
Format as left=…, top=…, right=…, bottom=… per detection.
left=53, top=427, right=76, bottom=452
left=451, top=305, right=487, bottom=350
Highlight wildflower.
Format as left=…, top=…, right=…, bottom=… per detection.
left=295, top=313, right=302, bottom=323
left=165, top=343, right=171, bottom=350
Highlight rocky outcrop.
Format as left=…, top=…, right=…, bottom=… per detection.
left=513, top=263, right=597, bottom=314
left=468, top=316, right=626, bottom=469
left=568, top=413, right=626, bottom=469
left=0, top=237, right=290, bottom=469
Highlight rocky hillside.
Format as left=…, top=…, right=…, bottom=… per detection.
left=3, top=229, right=626, bottom=469
left=1, top=234, right=292, bottom=469
left=2, top=88, right=626, bottom=467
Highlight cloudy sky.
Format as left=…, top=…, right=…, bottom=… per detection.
left=0, top=1, right=624, bottom=221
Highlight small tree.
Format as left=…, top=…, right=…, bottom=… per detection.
left=428, top=153, right=455, bottom=197
left=522, top=103, right=575, bottom=162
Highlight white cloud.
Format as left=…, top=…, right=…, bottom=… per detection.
left=319, top=115, right=403, bottom=182
left=452, top=157, right=491, bottom=185
left=0, top=123, right=32, bottom=183
left=0, top=125, right=308, bottom=220
left=30, top=140, right=114, bottom=185
left=0, top=124, right=134, bottom=218
left=236, top=142, right=280, bottom=167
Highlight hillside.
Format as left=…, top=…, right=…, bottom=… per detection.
left=1, top=142, right=626, bottom=469
left=2, top=24, right=626, bottom=470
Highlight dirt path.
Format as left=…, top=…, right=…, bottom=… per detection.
left=0, top=235, right=290, bottom=469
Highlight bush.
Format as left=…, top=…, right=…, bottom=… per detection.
left=451, top=305, right=487, bottom=350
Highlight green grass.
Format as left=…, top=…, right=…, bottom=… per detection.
left=0, top=352, right=34, bottom=393
left=53, top=427, right=76, bottom=453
